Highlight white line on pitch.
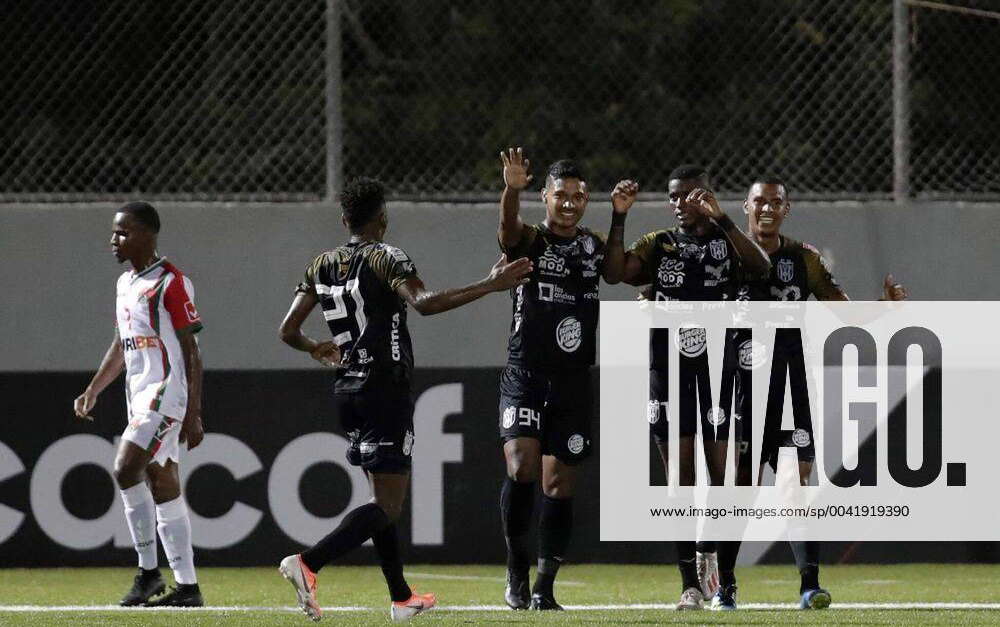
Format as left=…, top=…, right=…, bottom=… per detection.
left=404, top=571, right=586, bottom=586
left=4, top=602, right=1000, bottom=612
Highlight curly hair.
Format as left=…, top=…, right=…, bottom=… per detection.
left=340, top=177, right=386, bottom=230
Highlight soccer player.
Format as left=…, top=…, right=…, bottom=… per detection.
left=497, top=148, right=637, bottom=611
left=277, top=177, right=532, bottom=622
left=73, top=201, right=205, bottom=607
left=723, top=177, right=908, bottom=611
left=605, top=164, right=771, bottom=610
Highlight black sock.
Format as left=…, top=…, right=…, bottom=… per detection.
left=676, top=541, right=699, bottom=592
left=301, top=502, right=389, bottom=573
left=533, top=495, right=572, bottom=596
left=718, top=541, right=741, bottom=588
left=500, top=477, right=535, bottom=577
left=372, top=523, right=411, bottom=602
left=790, top=541, right=821, bottom=592
left=696, top=541, right=717, bottom=553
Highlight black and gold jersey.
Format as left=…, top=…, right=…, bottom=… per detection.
left=736, top=235, right=842, bottom=302
left=502, top=223, right=605, bottom=370
left=296, top=240, right=418, bottom=392
left=628, top=225, right=748, bottom=301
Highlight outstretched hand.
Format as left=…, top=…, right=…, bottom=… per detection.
left=882, top=274, right=908, bottom=301
left=487, top=254, right=533, bottom=290
left=687, top=188, right=724, bottom=220
left=500, top=147, right=533, bottom=191
left=612, top=179, right=639, bottom=214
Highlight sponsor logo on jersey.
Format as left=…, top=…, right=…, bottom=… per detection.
left=121, top=336, right=160, bottom=351
left=770, top=285, right=802, bottom=301
left=385, top=245, right=410, bottom=262
left=709, top=239, right=727, bottom=261
left=556, top=316, right=583, bottom=353
left=679, top=243, right=704, bottom=260
left=567, top=434, right=585, bottom=455
left=583, top=291, right=599, bottom=300
left=707, top=407, right=727, bottom=426
left=704, top=259, right=730, bottom=287
left=390, top=312, right=402, bottom=361
left=402, top=430, right=414, bottom=456
left=538, top=248, right=569, bottom=277
left=777, top=258, right=795, bottom=283
left=792, top=428, right=812, bottom=448
left=580, top=255, right=601, bottom=277
left=739, top=339, right=755, bottom=370
left=676, top=326, right=707, bottom=358
left=657, top=258, right=685, bottom=288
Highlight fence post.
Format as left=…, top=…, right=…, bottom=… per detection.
left=325, top=0, right=343, bottom=202
left=892, top=0, right=911, bottom=203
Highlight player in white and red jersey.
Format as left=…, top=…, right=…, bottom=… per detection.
left=73, top=201, right=205, bottom=607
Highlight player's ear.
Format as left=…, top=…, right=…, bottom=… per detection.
left=540, top=187, right=547, bottom=204
left=742, top=200, right=750, bottom=215
left=341, top=213, right=349, bottom=229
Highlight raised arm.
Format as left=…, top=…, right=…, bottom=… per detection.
left=688, top=188, right=771, bottom=277
left=396, top=255, right=532, bottom=316
left=177, top=331, right=204, bottom=449
left=602, top=179, right=639, bottom=284
left=499, top=147, right=532, bottom=250
left=73, top=330, right=125, bottom=420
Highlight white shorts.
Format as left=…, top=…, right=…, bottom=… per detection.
left=122, top=410, right=181, bottom=466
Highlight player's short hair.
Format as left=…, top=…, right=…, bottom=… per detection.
left=753, top=175, right=787, bottom=188
left=340, top=177, right=386, bottom=230
left=119, top=201, right=161, bottom=233
left=546, top=159, right=585, bottom=184
left=668, top=164, right=710, bottom=184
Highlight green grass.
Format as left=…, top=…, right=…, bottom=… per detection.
left=1, top=564, right=999, bottom=625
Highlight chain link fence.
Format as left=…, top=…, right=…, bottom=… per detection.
left=0, top=0, right=996, bottom=201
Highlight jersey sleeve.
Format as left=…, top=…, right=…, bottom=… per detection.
left=295, top=254, right=325, bottom=297
left=371, top=245, right=419, bottom=292
left=802, top=243, right=844, bottom=300
left=499, top=224, right=539, bottom=259
left=626, top=231, right=659, bottom=283
left=163, top=274, right=203, bottom=334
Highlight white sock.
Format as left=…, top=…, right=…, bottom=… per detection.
left=156, top=496, right=197, bottom=585
left=120, top=483, right=158, bottom=570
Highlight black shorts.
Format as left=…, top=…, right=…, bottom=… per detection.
left=735, top=343, right=816, bottom=474
left=648, top=354, right=737, bottom=444
left=335, top=382, right=414, bottom=474
left=498, top=366, right=593, bottom=464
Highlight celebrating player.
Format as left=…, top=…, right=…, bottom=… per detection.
left=276, top=177, right=531, bottom=622
left=605, top=164, right=770, bottom=610
left=497, top=148, right=637, bottom=611
left=73, top=201, right=205, bottom=607
left=719, top=176, right=909, bottom=611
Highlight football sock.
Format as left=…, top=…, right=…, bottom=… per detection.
left=372, top=523, right=412, bottom=602
left=120, top=483, right=158, bottom=570
left=533, top=495, right=572, bottom=597
left=301, top=502, right=390, bottom=573
left=696, top=541, right=717, bottom=553
left=719, top=541, right=741, bottom=588
left=500, top=477, right=534, bottom=577
left=155, top=496, right=197, bottom=585
left=676, top=541, right=700, bottom=591
left=791, top=540, right=821, bottom=592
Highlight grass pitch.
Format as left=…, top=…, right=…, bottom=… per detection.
left=2, top=563, right=999, bottom=625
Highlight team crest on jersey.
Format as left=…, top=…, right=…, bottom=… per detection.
left=581, top=235, right=595, bottom=255
left=709, top=239, right=727, bottom=261
left=647, top=400, right=661, bottom=424
left=403, top=430, right=414, bottom=456
left=555, top=316, right=582, bottom=352
left=777, top=258, right=795, bottom=283
left=502, top=406, right=517, bottom=429
left=676, top=325, right=707, bottom=358
left=679, top=243, right=704, bottom=260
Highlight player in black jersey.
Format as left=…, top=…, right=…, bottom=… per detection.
left=497, top=148, right=638, bottom=611
left=721, top=177, right=908, bottom=611
left=276, top=177, right=531, bottom=622
left=606, top=164, right=770, bottom=611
